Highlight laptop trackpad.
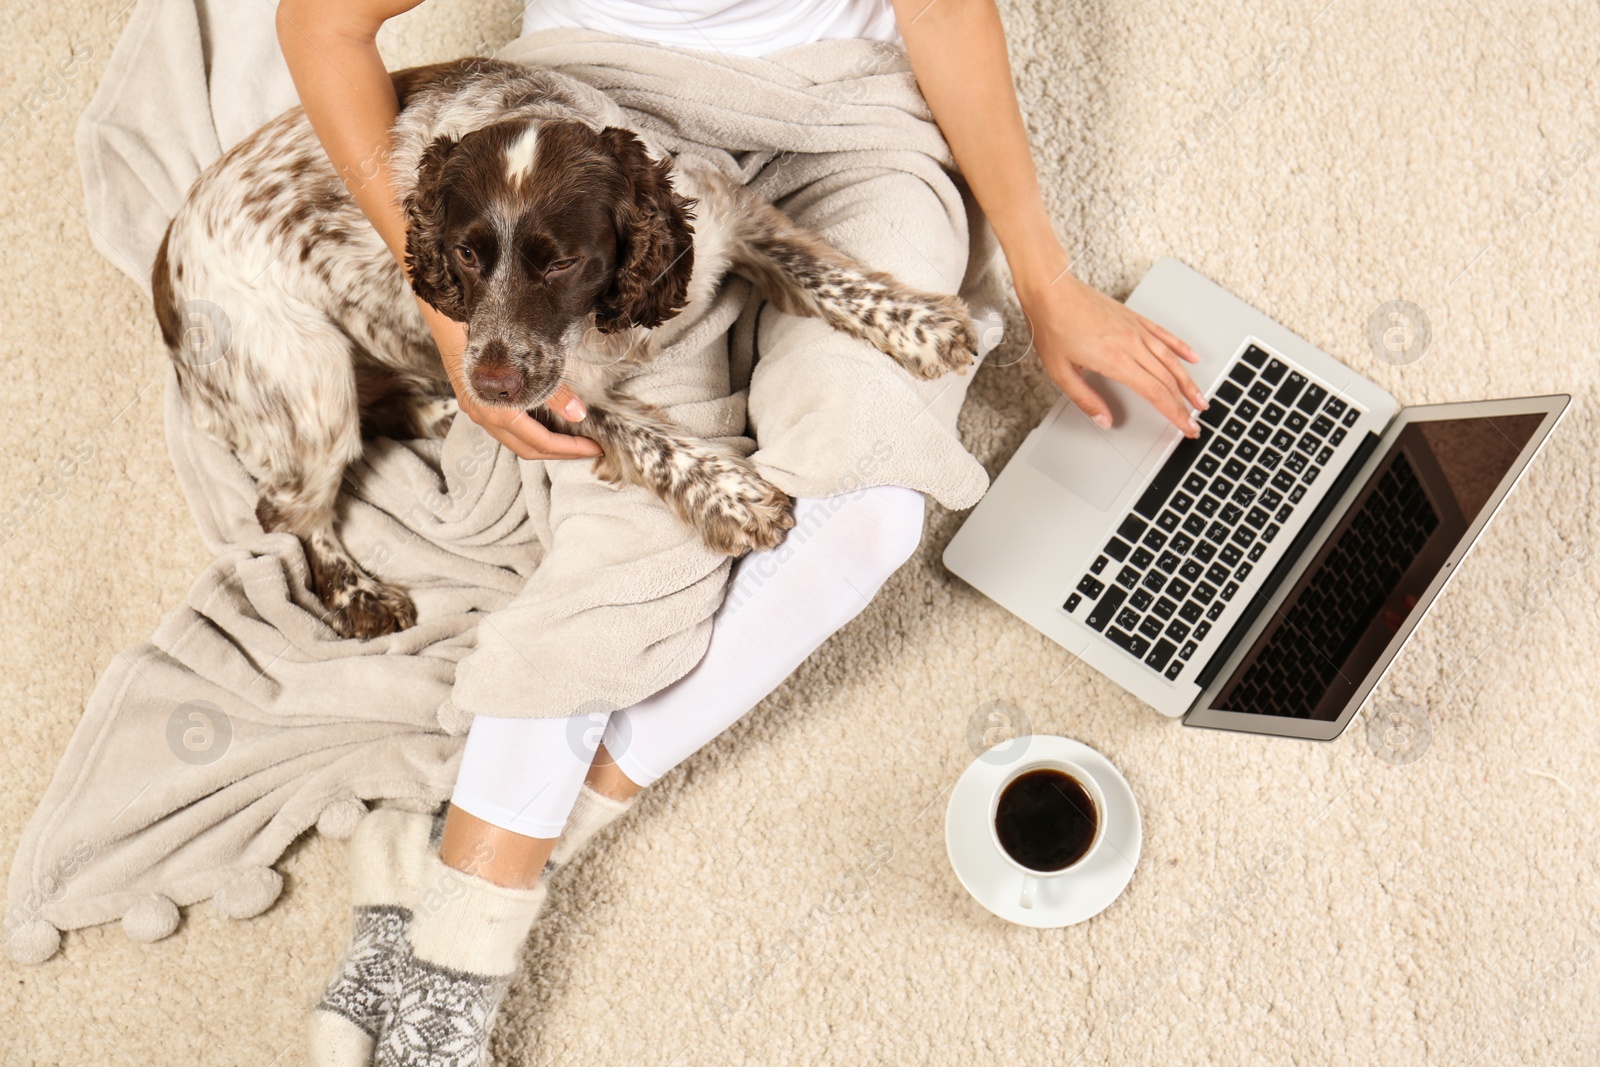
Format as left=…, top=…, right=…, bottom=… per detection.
left=1027, top=401, right=1168, bottom=513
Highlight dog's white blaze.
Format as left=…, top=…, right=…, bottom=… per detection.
left=504, top=125, right=540, bottom=183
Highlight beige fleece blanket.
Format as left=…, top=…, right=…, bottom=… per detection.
left=5, top=10, right=1006, bottom=963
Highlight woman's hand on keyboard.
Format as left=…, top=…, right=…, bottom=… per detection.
left=1019, top=273, right=1208, bottom=438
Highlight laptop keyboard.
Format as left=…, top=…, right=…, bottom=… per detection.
left=1219, top=450, right=1440, bottom=717
left=1062, top=343, right=1363, bottom=682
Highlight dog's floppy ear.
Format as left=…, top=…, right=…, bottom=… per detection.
left=403, top=135, right=468, bottom=322
left=593, top=127, right=696, bottom=333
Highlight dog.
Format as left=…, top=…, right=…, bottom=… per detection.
left=152, top=58, right=976, bottom=640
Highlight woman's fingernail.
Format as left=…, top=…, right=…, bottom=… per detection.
left=564, top=396, right=586, bottom=420
left=1196, top=396, right=1210, bottom=410
left=1186, top=416, right=1201, bottom=436
left=1093, top=413, right=1112, bottom=430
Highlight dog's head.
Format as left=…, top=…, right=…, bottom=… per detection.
left=403, top=119, right=696, bottom=409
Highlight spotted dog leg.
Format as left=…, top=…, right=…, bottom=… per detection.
left=726, top=195, right=978, bottom=380
left=245, top=396, right=417, bottom=640
left=207, top=362, right=426, bottom=638
left=257, top=488, right=419, bottom=640
left=544, top=395, right=795, bottom=555
left=413, top=395, right=461, bottom=439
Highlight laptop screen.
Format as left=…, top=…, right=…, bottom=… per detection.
left=1211, top=410, right=1548, bottom=722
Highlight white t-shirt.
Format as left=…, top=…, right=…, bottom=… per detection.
left=520, top=0, right=902, bottom=57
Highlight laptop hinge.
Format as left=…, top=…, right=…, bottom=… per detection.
left=1193, top=430, right=1383, bottom=690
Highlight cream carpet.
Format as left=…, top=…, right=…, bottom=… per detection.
left=4, top=1, right=1598, bottom=1063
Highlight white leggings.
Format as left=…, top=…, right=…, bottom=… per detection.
left=450, top=485, right=925, bottom=838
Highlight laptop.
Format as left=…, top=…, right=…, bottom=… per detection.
left=944, top=258, right=1568, bottom=741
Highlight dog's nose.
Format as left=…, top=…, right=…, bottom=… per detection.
left=470, top=364, right=525, bottom=400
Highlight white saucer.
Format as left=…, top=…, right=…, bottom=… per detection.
left=944, top=735, right=1142, bottom=928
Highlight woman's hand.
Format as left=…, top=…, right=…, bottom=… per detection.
left=418, top=299, right=603, bottom=461
left=1018, top=273, right=1208, bottom=439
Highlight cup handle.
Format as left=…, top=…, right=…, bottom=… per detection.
left=1019, top=873, right=1037, bottom=910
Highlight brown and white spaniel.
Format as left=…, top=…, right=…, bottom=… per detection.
left=152, top=58, right=974, bottom=639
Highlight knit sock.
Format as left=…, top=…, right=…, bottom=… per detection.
left=374, top=852, right=550, bottom=1067
left=308, top=808, right=435, bottom=1067
left=544, top=784, right=636, bottom=877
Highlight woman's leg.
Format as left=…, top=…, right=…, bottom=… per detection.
left=438, top=485, right=927, bottom=870
left=355, top=714, right=598, bottom=1065
left=444, top=712, right=601, bottom=886
left=441, top=483, right=927, bottom=843
left=360, top=485, right=923, bottom=1063
left=591, top=484, right=926, bottom=794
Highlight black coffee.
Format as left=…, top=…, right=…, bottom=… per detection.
left=994, top=768, right=1098, bottom=872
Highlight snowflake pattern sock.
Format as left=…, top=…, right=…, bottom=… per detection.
left=374, top=851, right=550, bottom=1067
left=308, top=807, right=435, bottom=1067
left=544, top=784, right=636, bottom=877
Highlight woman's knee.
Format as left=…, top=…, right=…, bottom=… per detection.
left=450, top=712, right=601, bottom=838
left=808, top=485, right=926, bottom=591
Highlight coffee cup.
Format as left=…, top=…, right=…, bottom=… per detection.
left=988, top=758, right=1105, bottom=909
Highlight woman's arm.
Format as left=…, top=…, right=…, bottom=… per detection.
left=893, top=0, right=1206, bottom=437
left=274, top=0, right=600, bottom=459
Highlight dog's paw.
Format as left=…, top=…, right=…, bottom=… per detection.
left=875, top=292, right=978, bottom=380
left=323, top=578, right=418, bottom=639
left=692, top=460, right=795, bottom=555
left=417, top=395, right=460, bottom=439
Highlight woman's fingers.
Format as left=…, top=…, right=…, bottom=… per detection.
left=543, top=384, right=587, bottom=422
left=1143, top=379, right=1201, bottom=438
left=1142, top=333, right=1208, bottom=412
left=1024, top=276, right=1207, bottom=437
left=524, top=417, right=605, bottom=458
left=1048, top=361, right=1113, bottom=430
left=1047, top=339, right=1198, bottom=436
left=1125, top=346, right=1200, bottom=437
left=1144, top=317, right=1199, bottom=364
left=485, top=423, right=542, bottom=461
left=495, top=409, right=604, bottom=460
left=463, top=398, right=604, bottom=461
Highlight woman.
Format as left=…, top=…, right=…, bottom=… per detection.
left=279, top=1, right=1204, bottom=1063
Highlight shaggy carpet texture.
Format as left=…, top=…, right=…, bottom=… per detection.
left=3, top=0, right=1597, bottom=1063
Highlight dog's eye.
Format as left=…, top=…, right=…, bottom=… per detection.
left=454, top=245, right=479, bottom=269
left=546, top=258, right=577, bottom=275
